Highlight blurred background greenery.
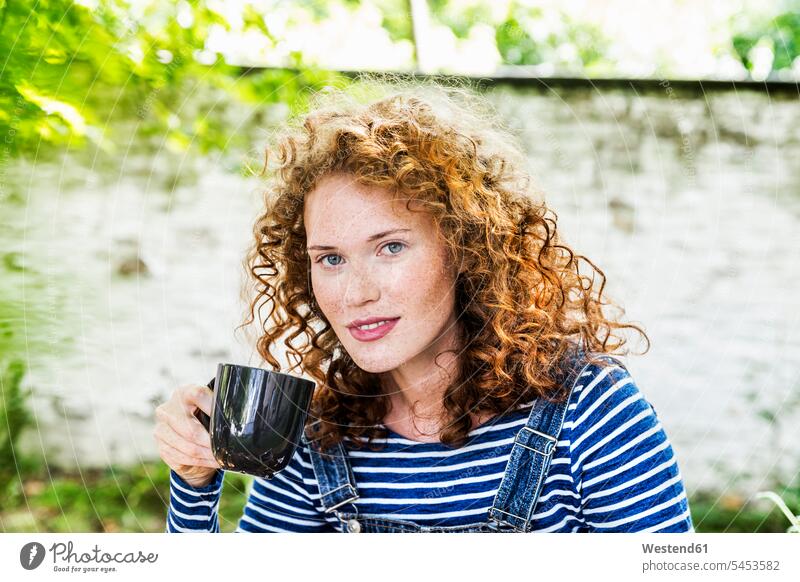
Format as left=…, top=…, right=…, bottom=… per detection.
left=3, top=0, right=800, bottom=158
left=1, top=0, right=799, bottom=533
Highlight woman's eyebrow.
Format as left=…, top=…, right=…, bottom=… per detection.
left=307, top=228, right=411, bottom=251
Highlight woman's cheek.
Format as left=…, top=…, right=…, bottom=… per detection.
left=419, top=252, right=455, bottom=301
left=312, top=279, right=342, bottom=320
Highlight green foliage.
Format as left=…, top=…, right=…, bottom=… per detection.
left=0, top=359, right=31, bottom=505
left=0, top=0, right=346, bottom=158
left=731, top=9, right=800, bottom=77
left=0, top=216, right=75, bottom=510
left=690, top=483, right=800, bottom=533
left=377, top=0, right=414, bottom=43
left=427, top=0, right=610, bottom=72
left=429, top=0, right=494, bottom=40
left=1, top=0, right=137, bottom=152
left=496, top=16, right=542, bottom=66
left=770, top=11, right=800, bottom=69
left=0, top=245, right=57, bottom=505
left=495, top=3, right=608, bottom=71
left=1, top=462, right=252, bottom=532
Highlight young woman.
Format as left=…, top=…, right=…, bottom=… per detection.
left=154, top=79, right=693, bottom=533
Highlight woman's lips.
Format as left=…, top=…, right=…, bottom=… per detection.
left=348, top=318, right=400, bottom=342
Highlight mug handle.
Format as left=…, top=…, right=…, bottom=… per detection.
left=193, top=377, right=215, bottom=432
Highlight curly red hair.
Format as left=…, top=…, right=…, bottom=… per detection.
left=237, top=74, right=649, bottom=451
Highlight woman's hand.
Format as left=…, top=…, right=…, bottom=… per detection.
left=154, top=384, right=221, bottom=488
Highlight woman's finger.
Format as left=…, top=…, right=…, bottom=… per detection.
left=179, top=384, right=213, bottom=418
left=157, top=402, right=211, bottom=448
left=158, top=439, right=220, bottom=470
left=154, top=421, right=215, bottom=464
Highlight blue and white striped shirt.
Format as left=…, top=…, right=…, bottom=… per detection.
left=166, top=359, right=694, bottom=533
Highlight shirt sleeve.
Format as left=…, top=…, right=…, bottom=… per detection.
left=165, top=444, right=336, bottom=533
left=567, top=356, right=694, bottom=533
left=166, top=469, right=224, bottom=532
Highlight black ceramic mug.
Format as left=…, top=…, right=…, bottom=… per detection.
left=194, top=363, right=315, bottom=479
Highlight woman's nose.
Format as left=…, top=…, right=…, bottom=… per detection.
left=342, top=264, right=380, bottom=306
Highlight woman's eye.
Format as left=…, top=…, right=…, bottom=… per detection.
left=383, top=242, right=406, bottom=255
left=316, top=242, right=405, bottom=268
left=319, top=254, right=342, bottom=267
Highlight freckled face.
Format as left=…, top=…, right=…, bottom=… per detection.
left=304, top=173, right=460, bottom=374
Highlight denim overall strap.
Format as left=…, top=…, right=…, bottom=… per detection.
left=300, top=422, right=360, bottom=514
left=487, top=344, right=590, bottom=532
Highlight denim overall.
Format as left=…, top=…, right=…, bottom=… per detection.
left=301, top=345, right=600, bottom=533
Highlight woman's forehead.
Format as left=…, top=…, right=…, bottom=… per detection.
left=304, top=175, right=431, bottom=239
left=306, top=173, right=395, bottom=208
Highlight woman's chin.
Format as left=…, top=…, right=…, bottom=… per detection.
left=348, top=351, right=401, bottom=375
